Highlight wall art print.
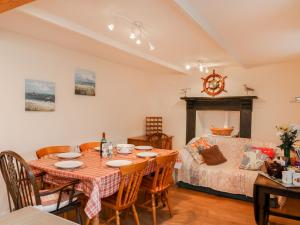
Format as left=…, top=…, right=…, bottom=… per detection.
left=25, top=79, right=55, bottom=112
left=75, top=69, right=96, bottom=96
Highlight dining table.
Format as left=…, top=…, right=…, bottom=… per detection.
left=29, top=147, right=178, bottom=225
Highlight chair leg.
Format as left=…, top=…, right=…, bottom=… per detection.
left=164, top=190, right=173, bottom=217
left=151, top=194, right=157, bottom=225
left=160, top=192, right=166, bottom=207
left=115, top=210, right=120, bottom=225
left=76, top=206, right=83, bottom=225
left=132, top=204, right=140, bottom=225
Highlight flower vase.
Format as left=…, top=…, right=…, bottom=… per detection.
left=283, top=149, right=291, bottom=166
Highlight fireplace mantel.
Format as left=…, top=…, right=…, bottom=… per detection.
left=181, top=96, right=258, bottom=143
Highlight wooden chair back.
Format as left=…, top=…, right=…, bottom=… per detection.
left=116, top=160, right=148, bottom=209
left=36, top=146, right=71, bottom=159
left=0, top=151, right=41, bottom=211
left=151, top=152, right=178, bottom=192
left=147, top=133, right=171, bottom=149
left=79, top=142, right=99, bottom=152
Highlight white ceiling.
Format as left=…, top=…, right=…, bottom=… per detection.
left=0, top=0, right=299, bottom=72
left=174, top=0, right=300, bottom=67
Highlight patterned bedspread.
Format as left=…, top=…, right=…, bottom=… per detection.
left=178, top=136, right=278, bottom=197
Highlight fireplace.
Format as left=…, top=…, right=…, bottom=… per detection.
left=181, top=96, right=257, bottom=143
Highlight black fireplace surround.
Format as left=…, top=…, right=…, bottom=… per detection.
left=181, top=96, right=258, bottom=144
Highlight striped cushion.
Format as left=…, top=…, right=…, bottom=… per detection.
left=35, top=190, right=76, bottom=213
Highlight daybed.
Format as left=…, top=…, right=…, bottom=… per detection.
left=177, top=136, right=277, bottom=200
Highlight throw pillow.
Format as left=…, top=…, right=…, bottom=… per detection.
left=200, top=145, right=227, bottom=166
left=253, top=147, right=276, bottom=159
left=185, top=137, right=211, bottom=165
left=190, top=138, right=211, bottom=149
left=239, top=145, right=269, bottom=170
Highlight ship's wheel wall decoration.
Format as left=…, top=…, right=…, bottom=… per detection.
left=201, top=70, right=227, bottom=97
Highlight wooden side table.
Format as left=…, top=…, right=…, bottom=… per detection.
left=253, top=174, right=300, bottom=225
left=127, top=135, right=173, bottom=149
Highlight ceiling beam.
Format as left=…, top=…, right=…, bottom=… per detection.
left=16, top=5, right=186, bottom=74
left=0, top=0, right=34, bottom=13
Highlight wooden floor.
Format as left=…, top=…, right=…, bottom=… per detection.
left=72, top=186, right=300, bottom=225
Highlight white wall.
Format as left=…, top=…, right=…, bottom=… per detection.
left=0, top=30, right=159, bottom=214
left=154, top=59, right=300, bottom=149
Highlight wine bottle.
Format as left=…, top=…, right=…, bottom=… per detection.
left=100, top=132, right=107, bottom=158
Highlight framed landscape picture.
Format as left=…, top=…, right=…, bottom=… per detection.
left=25, top=79, right=55, bottom=112
left=75, top=69, right=96, bottom=96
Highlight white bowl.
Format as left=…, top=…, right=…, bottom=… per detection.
left=116, top=144, right=135, bottom=153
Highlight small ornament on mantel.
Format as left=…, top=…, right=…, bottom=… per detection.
left=243, top=84, right=255, bottom=96
left=201, top=70, right=227, bottom=97
left=180, top=88, right=191, bottom=97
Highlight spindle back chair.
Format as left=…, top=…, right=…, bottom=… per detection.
left=79, top=142, right=99, bottom=152
left=36, top=146, right=71, bottom=159
left=101, top=160, right=148, bottom=225
left=0, top=151, right=40, bottom=211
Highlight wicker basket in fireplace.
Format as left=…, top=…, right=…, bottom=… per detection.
left=210, top=127, right=234, bottom=136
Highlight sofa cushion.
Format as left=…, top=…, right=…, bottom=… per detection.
left=33, top=190, right=77, bottom=213
left=190, top=138, right=211, bottom=149
left=239, top=145, right=269, bottom=170
left=185, top=137, right=211, bottom=165
left=253, top=146, right=276, bottom=159
left=201, top=145, right=227, bottom=165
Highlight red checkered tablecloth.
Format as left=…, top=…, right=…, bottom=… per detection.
left=29, top=149, right=177, bottom=219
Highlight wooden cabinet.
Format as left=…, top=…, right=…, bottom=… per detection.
left=127, top=135, right=173, bottom=150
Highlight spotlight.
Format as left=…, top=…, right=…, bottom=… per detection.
left=205, top=67, right=209, bottom=73
left=129, top=33, right=136, bottom=39
left=185, top=65, right=191, bottom=70
left=107, top=24, right=114, bottom=31
left=199, top=65, right=204, bottom=72
left=149, top=42, right=155, bottom=51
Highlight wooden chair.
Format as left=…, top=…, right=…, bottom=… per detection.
left=100, top=160, right=148, bottom=225
left=79, top=142, right=99, bottom=152
left=0, top=151, right=82, bottom=224
left=147, top=133, right=172, bottom=150
left=139, top=152, right=178, bottom=225
left=36, top=146, right=71, bottom=159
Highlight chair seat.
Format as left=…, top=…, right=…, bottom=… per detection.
left=35, top=190, right=77, bottom=213
left=141, top=175, right=171, bottom=193
left=102, top=193, right=120, bottom=210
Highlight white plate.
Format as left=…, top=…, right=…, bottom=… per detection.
left=136, top=152, right=158, bottom=158
left=54, top=160, right=83, bottom=169
left=56, top=152, right=82, bottom=159
left=94, top=146, right=100, bottom=151
left=135, top=146, right=153, bottom=151
left=106, top=160, right=133, bottom=168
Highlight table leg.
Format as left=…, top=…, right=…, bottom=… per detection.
left=258, top=191, right=270, bottom=225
